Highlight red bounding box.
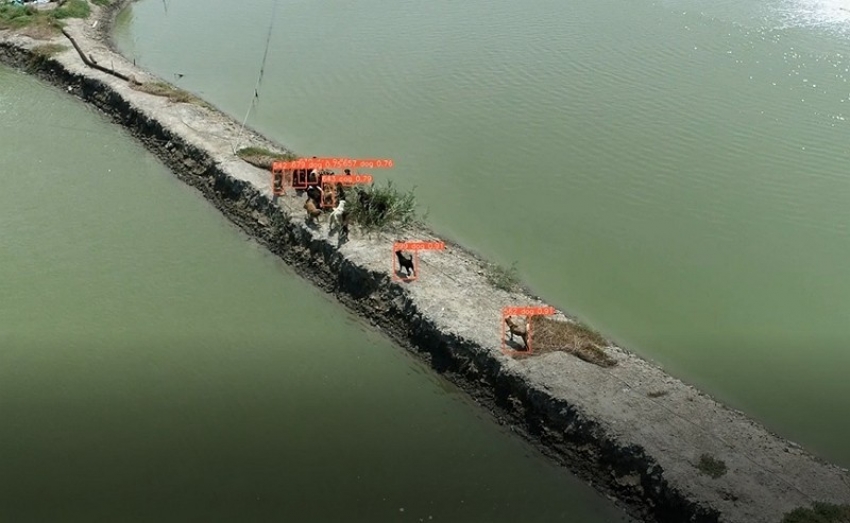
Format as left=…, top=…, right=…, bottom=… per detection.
left=395, top=241, right=445, bottom=251
left=503, top=306, right=555, bottom=317
left=390, top=241, right=445, bottom=282
left=500, top=305, right=555, bottom=355
left=392, top=246, right=419, bottom=282
left=322, top=174, right=374, bottom=185
left=273, top=158, right=394, bottom=171
left=271, top=170, right=286, bottom=196
left=354, top=158, right=394, bottom=169
left=271, top=164, right=291, bottom=195
left=320, top=182, right=337, bottom=209
left=291, top=168, right=309, bottom=189
left=320, top=174, right=374, bottom=208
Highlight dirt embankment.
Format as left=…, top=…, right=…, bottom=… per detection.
left=2, top=3, right=849, bottom=522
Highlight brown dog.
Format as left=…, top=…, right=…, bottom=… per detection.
left=505, top=316, right=528, bottom=350
left=304, top=198, right=322, bottom=222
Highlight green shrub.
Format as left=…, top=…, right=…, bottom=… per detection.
left=1, top=0, right=90, bottom=34
left=781, top=502, right=850, bottom=523
left=347, top=180, right=417, bottom=232
left=0, top=4, right=36, bottom=29
left=54, top=0, right=91, bottom=19
left=485, top=261, right=520, bottom=292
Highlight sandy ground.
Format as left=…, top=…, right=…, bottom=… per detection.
left=2, top=3, right=849, bottom=521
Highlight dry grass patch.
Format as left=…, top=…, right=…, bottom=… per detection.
left=130, top=80, right=211, bottom=108
left=31, top=42, right=67, bottom=57
left=18, top=16, right=61, bottom=39
left=236, top=146, right=296, bottom=170
left=528, top=315, right=616, bottom=367
left=26, top=42, right=67, bottom=66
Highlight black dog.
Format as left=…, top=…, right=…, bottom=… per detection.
left=306, top=186, right=322, bottom=208
left=395, top=250, right=415, bottom=277
left=357, top=188, right=370, bottom=207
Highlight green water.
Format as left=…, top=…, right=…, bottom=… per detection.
left=114, top=0, right=850, bottom=466
left=0, top=67, right=628, bottom=522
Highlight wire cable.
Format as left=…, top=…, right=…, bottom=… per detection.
left=232, top=0, right=279, bottom=155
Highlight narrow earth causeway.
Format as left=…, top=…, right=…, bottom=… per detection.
left=2, top=2, right=849, bottom=522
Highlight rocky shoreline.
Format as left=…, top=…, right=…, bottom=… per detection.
left=2, top=2, right=849, bottom=521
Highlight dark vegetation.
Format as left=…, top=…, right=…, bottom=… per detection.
left=347, top=180, right=417, bottom=232
left=0, top=0, right=90, bottom=38
left=781, top=502, right=850, bottom=523
left=695, top=453, right=727, bottom=479
left=52, top=0, right=89, bottom=19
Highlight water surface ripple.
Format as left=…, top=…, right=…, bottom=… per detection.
left=114, top=0, right=850, bottom=466
left=0, top=66, right=629, bottom=523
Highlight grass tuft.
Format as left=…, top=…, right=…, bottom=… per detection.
left=54, top=0, right=91, bottom=19
left=781, top=502, right=850, bottom=523
left=0, top=1, right=90, bottom=38
left=90, top=0, right=112, bottom=6
left=528, top=315, right=616, bottom=367
left=26, top=42, right=67, bottom=67
left=236, top=147, right=296, bottom=170
left=130, top=80, right=213, bottom=110
left=31, top=42, right=67, bottom=57
left=485, top=261, right=520, bottom=292
left=236, top=146, right=292, bottom=159
left=696, top=453, right=727, bottom=479
left=0, top=4, right=39, bottom=29
left=236, top=147, right=298, bottom=170
left=347, top=180, right=417, bottom=232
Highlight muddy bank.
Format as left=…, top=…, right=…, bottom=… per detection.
left=1, top=3, right=849, bottom=522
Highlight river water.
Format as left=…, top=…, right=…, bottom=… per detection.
left=0, top=66, right=629, bottom=522
left=114, top=0, right=850, bottom=466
